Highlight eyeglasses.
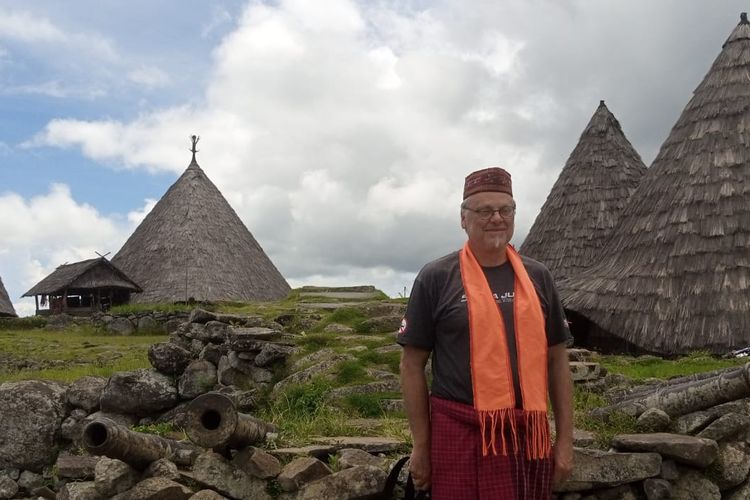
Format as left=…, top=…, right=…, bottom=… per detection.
left=463, top=205, right=516, bottom=220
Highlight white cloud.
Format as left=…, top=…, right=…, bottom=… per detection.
left=0, top=185, right=146, bottom=316
left=201, top=5, right=234, bottom=39
left=127, top=66, right=171, bottom=89
left=22, top=0, right=548, bottom=291
left=1, top=80, right=106, bottom=99
left=0, top=9, right=117, bottom=60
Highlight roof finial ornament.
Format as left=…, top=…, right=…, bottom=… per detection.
left=190, top=135, right=200, bottom=163
left=741, top=12, right=748, bottom=24
left=600, top=100, right=605, bottom=106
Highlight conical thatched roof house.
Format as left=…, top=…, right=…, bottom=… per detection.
left=0, top=275, right=17, bottom=317
left=520, top=101, right=647, bottom=284
left=112, top=141, right=290, bottom=303
left=562, top=14, right=750, bottom=355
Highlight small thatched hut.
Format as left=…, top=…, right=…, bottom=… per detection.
left=23, top=257, right=142, bottom=315
left=112, top=140, right=290, bottom=303
left=520, top=100, right=647, bottom=284
left=0, top=275, right=17, bottom=317
left=562, top=13, right=750, bottom=355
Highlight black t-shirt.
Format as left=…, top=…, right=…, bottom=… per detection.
left=397, top=250, right=572, bottom=406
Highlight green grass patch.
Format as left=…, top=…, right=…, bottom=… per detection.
left=260, top=378, right=358, bottom=446
left=600, top=351, right=746, bottom=380
left=355, top=350, right=400, bottom=374
left=296, top=333, right=338, bottom=353
left=345, top=394, right=383, bottom=417
left=131, top=422, right=178, bottom=437
left=335, top=360, right=369, bottom=385
left=0, top=317, right=47, bottom=330
left=0, top=327, right=165, bottom=383
left=309, top=307, right=369, bottom=333
left=572, top=386, right=638, bottom=448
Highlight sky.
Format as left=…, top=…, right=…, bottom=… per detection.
left=1, top=0, right=747, bottom=316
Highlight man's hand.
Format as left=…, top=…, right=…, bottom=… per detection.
left=409, top=444, right=431, bottom=491
left=552, top=441, right=574, bottom=488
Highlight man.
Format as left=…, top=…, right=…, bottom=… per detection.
left=398, top=167, right=574, bottom=499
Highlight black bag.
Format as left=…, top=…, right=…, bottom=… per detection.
left=353, top=455, right=430, bottom=500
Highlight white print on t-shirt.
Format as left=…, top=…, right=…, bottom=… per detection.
left=460, top=292, right=514, bottom=304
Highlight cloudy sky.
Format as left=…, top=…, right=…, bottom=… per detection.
left=0, top=0, right=746, bottom=315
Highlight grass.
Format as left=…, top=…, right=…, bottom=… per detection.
left=0, top=326, right=166, bottom=383
left=335, top=360, right=370, bottom=385
left=259, top=378, right=359, bottom=445
left=0, top=316, right=47, bottom=330
left=600, top=350, right=747, bottom=380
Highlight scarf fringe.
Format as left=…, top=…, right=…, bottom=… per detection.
left=479, top=409, right=551, bottom=460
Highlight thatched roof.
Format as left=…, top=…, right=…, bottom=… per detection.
left=111, top=153, right=290, bottom=303
left=520, top=101, right=647, bottom=283
left=23, top=257, right=142, bottom=297
left=561, top=14, right=750, bottom=354
left=0, top=275, right=17, bottom=317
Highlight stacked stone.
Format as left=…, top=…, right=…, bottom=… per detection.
left=0, top=307, right=400, bottom=499
left=556, top=363, right=750, bottom=499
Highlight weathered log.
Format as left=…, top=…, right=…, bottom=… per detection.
left=82, top=418, right=198, bottom=469
left=184, top=393, right=277, bottom=449
left=610, top=365, right=741, bottom=404
left=591, top=363, right=750, bottom=420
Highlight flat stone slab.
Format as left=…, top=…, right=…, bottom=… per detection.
left=556, top=448, right=661, bottom=492
left=55, top=453, right=101, bottom=480
left=229, top=327, right=281, bottom=346
left=611, top=433, right=718, bottom=468
left=311, top=436, right=407, bottom=453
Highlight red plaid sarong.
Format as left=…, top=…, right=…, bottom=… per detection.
left=430, top=396, right=554, bottom=499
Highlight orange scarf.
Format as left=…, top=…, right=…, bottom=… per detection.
left=459, top=242, right=551, bottom=459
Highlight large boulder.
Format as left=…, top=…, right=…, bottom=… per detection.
left=178, top=360, right=218, bottom=400
left=671, top=469, right=720, bottom=500
left=278, top=457, right=332, bottom=492
left=191, top=452, right=271, bottom=500
left=148, top=343, right=193, bottom=375
left=109, top=477, right=193, bottom=500
left=281, top=465, right=387, bottom=500
left=712, top=442, right=750, bottom=490
left=67, top=376, right=107, bottom=412
left=94, top=457, right=139, bottom=497
left=108, top=317, right=135, bottom=335
left=0, top=380, right=67, bottom=471
left=100, top=369, right=178, bottom=416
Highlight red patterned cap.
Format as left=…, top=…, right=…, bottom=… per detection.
left=463, top=167, right=512, bottom=199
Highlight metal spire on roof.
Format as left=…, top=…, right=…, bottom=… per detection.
left=190, top=135, right=200, bottom=163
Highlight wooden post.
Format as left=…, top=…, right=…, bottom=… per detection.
left=62, top=288, right=68, bottom=313
left=34, top=295, right=39, bottom=315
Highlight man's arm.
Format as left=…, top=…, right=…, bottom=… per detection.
left=548, top=342, right=574, bottom=488
left=400, top=345, right=432, bottom=491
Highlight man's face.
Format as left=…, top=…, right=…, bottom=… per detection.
left=461, top=192, right=515, bottom=254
